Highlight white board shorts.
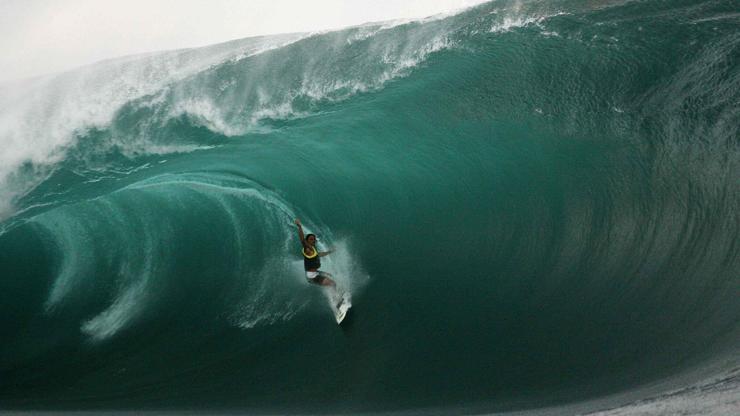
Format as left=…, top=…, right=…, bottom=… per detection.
left=306, top=271, right=330, bottom=282
left=306, top=271, right=320, bottom=279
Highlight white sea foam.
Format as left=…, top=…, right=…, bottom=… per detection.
left=227, top=35, right=311, bottom=63
left=81, top=278, right=150, bottom=342
left=318, top=238, right=370, bottom=296
left=166, top=31, right=457, bottom=139
left=35, top=194, right=167, bottom=342
left=490, top=15, right=546, bottom=33
left=345, top=24, right=386, bottom=45
left=344, top=10, right=457, bottom=45
left=295, top=34, right=453, bottom=107
left=167, top=97, right=247, bottom=137
left=383, top=36, right=453, bottom=78
left=490, top=12, right=567, bottom=33
left=42, top=217, right=95, bottom=311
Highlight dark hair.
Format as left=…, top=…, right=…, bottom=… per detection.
left=305, top=233, right=316, bottom=241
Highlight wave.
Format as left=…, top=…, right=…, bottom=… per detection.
left=0, top=12, right=464, bottom=220
left=0, top=0, right=738, bottom=413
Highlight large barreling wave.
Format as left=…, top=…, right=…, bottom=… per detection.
left=1, top=0, right=738, bottom=414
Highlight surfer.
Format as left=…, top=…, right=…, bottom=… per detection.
left=294, top=219, right=337, bottom=288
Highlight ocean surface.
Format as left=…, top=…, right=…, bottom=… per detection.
left=1, top=0, right=738, bottom=414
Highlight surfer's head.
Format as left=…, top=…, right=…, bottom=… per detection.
left=305, top=234, right=317, bottom=246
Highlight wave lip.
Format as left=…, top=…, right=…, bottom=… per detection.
left=0, top=33, right=307, bottom=219
left=0, top=7, right=473, bottom=220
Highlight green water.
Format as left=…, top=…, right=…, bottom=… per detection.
left=0, top=0, right=738, bottom=413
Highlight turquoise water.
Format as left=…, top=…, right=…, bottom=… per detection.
left=1, top=0, right=738, bottom=414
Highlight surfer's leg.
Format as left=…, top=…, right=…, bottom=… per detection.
left=318, top=272, right=343, bottom=308
left=316, top=271, right=336, bottom=287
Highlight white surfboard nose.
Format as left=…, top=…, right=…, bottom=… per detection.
left=333, top=292, right=352, bottom=324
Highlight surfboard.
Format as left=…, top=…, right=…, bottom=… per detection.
left=331, top=291, right=352, bottom=324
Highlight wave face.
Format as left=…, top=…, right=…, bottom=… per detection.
left=1, top=0, right=738, bottom=413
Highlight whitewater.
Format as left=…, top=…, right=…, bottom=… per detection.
left=0, top=0, right=738, bottom=414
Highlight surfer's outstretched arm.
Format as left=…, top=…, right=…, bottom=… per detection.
left=294, top=219, right=306, bottom=246
left=318, top=250, right=333, bottom=257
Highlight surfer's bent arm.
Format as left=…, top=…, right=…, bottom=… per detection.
left=294, top=219, right=306, bottom=246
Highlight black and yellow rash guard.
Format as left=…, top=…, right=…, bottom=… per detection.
left=303, top=247, right=321, bottom=271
